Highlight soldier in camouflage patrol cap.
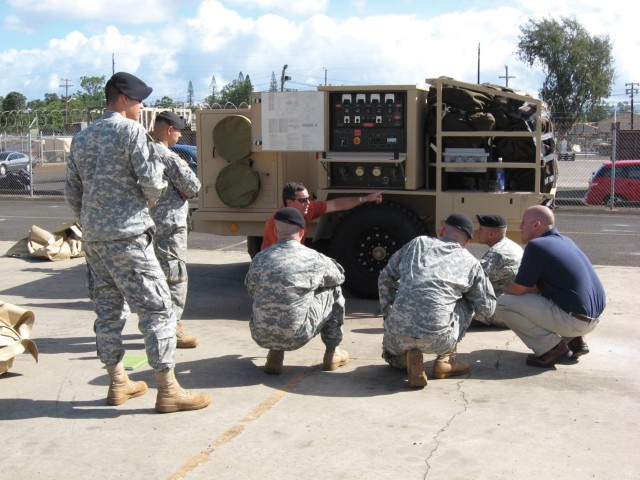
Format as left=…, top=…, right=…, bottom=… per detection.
left=473, top=214, right=523, bottom=328
left=151, top=111, right=201, bottom=349
left=378, top=213, right=496, bottom=388
left=65, top=72, right=211, bottom=413
left=246, top=207, right=350, bottom=374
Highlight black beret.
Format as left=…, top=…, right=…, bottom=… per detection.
left=106, top=72, right=152, bottom=101
left=156, top=111, right=186, bottom=130
left=274, top=207, right=305, bottom=229
left=476, top=214, right=507, bottom=228
left=445, top=213, right=474, bottom=239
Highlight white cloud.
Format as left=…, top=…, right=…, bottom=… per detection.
left=6, top=0, right=175, bottom=23
left=223, top=0, right=329, bottom=16
left=0, top=0, right=637, bottom=106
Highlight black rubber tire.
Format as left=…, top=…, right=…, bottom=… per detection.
left=247, top=236, right=263, bottom=258
left=329, top=202, right=426, bottom=299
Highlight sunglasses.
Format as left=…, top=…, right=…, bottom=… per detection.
left=294, top=197, right=310, bottom=203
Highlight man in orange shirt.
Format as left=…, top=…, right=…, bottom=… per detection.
left=261, top=182, right=383, bottom=250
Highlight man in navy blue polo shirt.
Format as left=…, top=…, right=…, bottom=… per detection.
left=495, top=206, right=606, bottom=368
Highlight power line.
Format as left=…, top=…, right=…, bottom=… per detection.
left=625, top=82, right=639, bottom=129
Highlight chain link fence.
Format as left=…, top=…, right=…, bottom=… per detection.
left=1, top=109, right=638, bottom=212
left=0, top=107, right=194, bottom=197
left=557, top=122, right=640, bottom=209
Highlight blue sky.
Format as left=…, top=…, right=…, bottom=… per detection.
left=0, top=0, right=636, bottom=107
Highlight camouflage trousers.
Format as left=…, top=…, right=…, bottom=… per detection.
left=382, top=299, right=473, bottom=369
left=154, top=225, right=188, bottom=322
left=84, top=231, right=176, bottom=370
left=473, top=311, right=508, bottom=328
left=251, top=286, right=345, bottom=351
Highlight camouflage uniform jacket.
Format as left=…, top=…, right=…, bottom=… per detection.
left=65, top=111, right=166, bottom=241
left=150, top=142, right=201, bottom=233
left=379, top=236, right=496, bottom=338
left=480, top=237, right=523, bottom=297
left=245, top=240, right=345, bottom=342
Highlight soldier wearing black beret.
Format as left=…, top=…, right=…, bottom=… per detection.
left=473, top=213, right=523, bottom=328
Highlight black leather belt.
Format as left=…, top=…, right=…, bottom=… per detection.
left=570, top=312, right=596, bottom=323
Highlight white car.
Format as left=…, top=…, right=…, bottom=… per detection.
left=0, top=151, right=31, bottom=176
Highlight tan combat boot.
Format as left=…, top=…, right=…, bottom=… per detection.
left=106, top=362, right=148, bottom=406
left=432, top=344, right=470, bottom=379
left=406, top=349, right=428, bottom=388
left=264, top=349, right=284, bottom=374
left=322, top=346, right=349, bottom=371
left=154, top=369, right=212, bottom=413
left=176, top=322, right=199, bottom=349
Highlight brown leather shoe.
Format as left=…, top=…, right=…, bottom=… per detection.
left=526, top=340, right=570, bottom=368
left=568, top=336, right=589, bottom=357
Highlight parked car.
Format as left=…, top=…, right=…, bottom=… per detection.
left=0, top=151, right=31, bottom=176
left=584, top=159, right=640, bottom=206
left=168, top=144, right=197, bottom=174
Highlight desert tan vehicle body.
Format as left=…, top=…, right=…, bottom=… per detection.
left=192, top=77, right=556, bottom=297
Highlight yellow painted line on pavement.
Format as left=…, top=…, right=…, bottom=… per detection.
left=168, top=367, right=316, bottom=479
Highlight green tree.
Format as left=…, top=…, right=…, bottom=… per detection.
left=204, top=75, right=219, bottom=107
left=269, top=71, right=278, bottom=92
left=75, top=75, right=106, bottom=107
left=44, top=93, right=61, bottom=104
left=219, top=72, right=253, bottom=107
left=187, top=81, right=194, bottom=107
left=2, top=91, right=27, bottom=111
left=27, top=99, right=45, bottom=110
left=154, top=96, right=175, bottom=108
left=585, top=103, right=611, bottom=122
left=616, top=101, right=631, bottom=113
left=517, top=16, right=615, bottom=134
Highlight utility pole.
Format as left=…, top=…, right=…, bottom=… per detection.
left=280, top=64, right=290, bottom=92
left=477, top=43, right=480, bottom=84
left=60, top=78, right=74, bottom=125
left=499, top=65, right=515, bottom=88
left=324, top=67, right=328, bottom=86
left=625, top=82, right=639, bottom=129
left=112, top=53, right=115, bottom=75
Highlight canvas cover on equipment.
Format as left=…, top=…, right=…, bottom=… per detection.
left=212, top=115, right=252, bottom=162
left=6, top=222, right=84, bottom=261
left=0, top=300, right=38, bottom=375
left=215, top=159, right=260, bottom=208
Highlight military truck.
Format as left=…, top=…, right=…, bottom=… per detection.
left=192, top=77, right=557, bottom=298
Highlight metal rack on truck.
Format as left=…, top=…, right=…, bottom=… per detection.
left=192, top=77, right=557, bottom=297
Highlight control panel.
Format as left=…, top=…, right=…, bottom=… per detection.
left=329, top=91, right=407, bottom=152
left=329, top=162, right=405, bottom=188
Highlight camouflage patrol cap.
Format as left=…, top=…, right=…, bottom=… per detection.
left=476, top=214, right=507, bottom=228
left=106, top=72, right=153, bottom=101
left=156, top=111, right=186, bottom=130
left=274, top=207, right=305, bottom=229
left=445, top=213, right=474, bottom=239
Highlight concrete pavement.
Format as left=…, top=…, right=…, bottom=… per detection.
left=0, top=240, right=639, bottom=479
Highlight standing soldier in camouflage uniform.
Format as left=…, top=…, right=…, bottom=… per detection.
left=472, top=214, right=523, bottom=328
left=246, top=207, right=349, bottom=374
left=65, top=72, right=211, bottom=413
left=378, top=213, right=496, bottom=388
left=151, top=111, right=201, bottom=349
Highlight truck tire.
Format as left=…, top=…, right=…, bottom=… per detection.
left=329, top=202, right=425, bottom=299
left=247, top=236, right=263, bottom=258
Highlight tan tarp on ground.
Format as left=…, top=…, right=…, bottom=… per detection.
left=0, top=301, right=38, bottom=375
left=5, top=221, right=84, bottom=261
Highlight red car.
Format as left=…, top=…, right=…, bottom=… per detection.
left=584, top=159, right=640, bottom=206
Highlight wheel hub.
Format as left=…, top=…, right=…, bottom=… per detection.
left=356, top=229, right=400, bottom=274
